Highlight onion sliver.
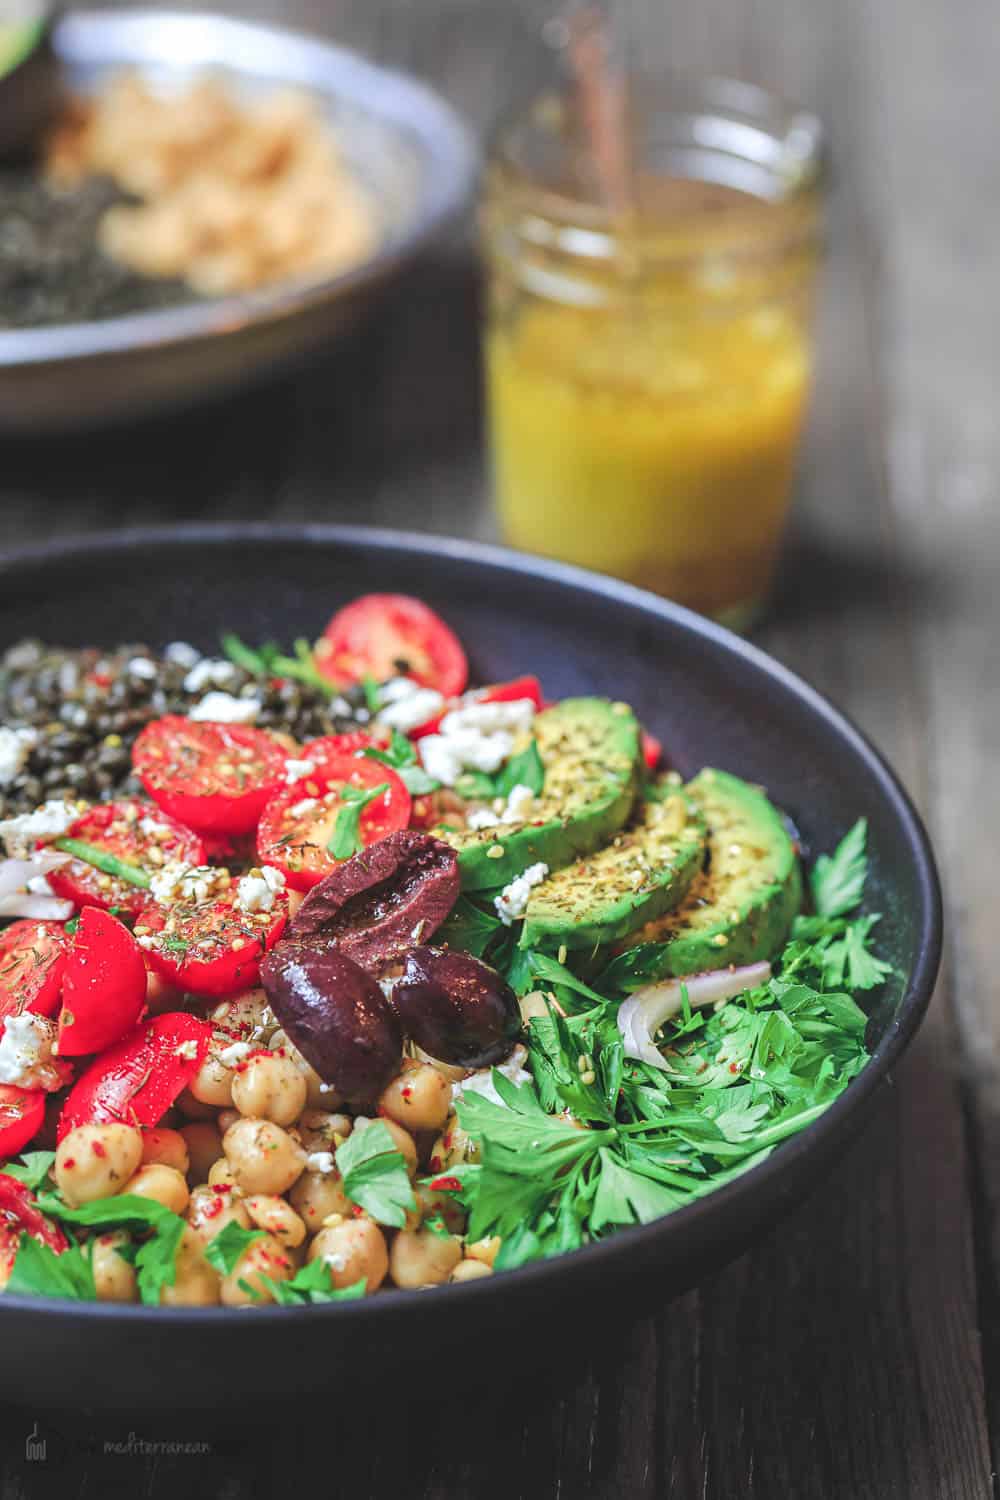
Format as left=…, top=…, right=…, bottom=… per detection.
left=617, top=962, right=773, bottom=1070
left=0, top=852, right=74, bottom=920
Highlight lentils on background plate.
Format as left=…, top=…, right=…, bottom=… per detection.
left=0, top=639, right=369, bottom=819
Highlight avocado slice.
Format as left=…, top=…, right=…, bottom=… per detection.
left=619, top=768, right=802, bottom=975
left=436, top=698, right=641, bottom=891
left=520, top=789, right=707, bottom=950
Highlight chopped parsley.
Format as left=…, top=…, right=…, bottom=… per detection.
left=327, top=781, right=390, bottom=859
left=335, top=1120, right=415, bottom=1228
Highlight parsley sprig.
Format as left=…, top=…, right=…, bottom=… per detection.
left=327, top=781, right=391, bottom=859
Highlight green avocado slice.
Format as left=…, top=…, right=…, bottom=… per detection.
left=519, top=789, right=707, bottom=951
left=618, top=768, right=802, bottom=976
left=435, top=697, right=641, bottom=891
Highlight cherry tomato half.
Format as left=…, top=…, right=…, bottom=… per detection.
left=57, top=907, right=147, bottom=1058
left=257, top=754, right=411, bottom=892
left=58, top=1012, right=213, bottom=1140
left=0, top=1086, right=45, bottom=1160
left=316, top=594, right=468, bottom=697
left=0, top=921, right=70, bottom=1032
left=138, top=883, right=288, bottom=998
left=46, top=799, right=206, bottom=917
left=133, top=717, right=288, bottom=836
left=642, top=731, right=663, bottom=771
left=301, top=728, right=390, bottom=771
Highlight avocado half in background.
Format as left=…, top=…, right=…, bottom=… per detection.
left=0, top=2, right=61, bottom=161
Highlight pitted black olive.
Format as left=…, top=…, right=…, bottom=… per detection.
left=392, top=946, right=520, bottom=1069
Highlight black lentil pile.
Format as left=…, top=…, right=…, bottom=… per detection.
left=0, top=171, right=196, bottom=329
left=0, top=640, right=369, bottom=818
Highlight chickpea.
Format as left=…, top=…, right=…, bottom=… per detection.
left=270, top=1029, right=337, bottom=1110
left=297, top=1109, right=352, bottom=1153
left=223, top=1118, right=306, bottom=1196
left=207, top=1157, right=238, bottom=1190
left=414, top=1046, right=468, bottom=1086
left=189, top=1051, right=235, bottom=1109
left=429, top=1117, right=479, bottom=1174
left=90, top=1231, right=138, bottom=1302
left=55, top=1124, right=143, bottom=1207
left=354, top=1115, right=417, bottom=1178
left=465, top=1236, right=501, bottom=1268
left=416, top=1184, right=466, bottom=1236
left=389, top=1226, right=462, bottom=1289
left=121, top=1163, right=190, bottom=1215
left=175, top=1087, right=217, bottom=1121
left=160, top=1225, right=221, bottom=1307
left=210, top=988, right=275, bottom=1044
left=179, top=1122, right=222, bottom=1184
left=187, top=1185, right=251, bottom=1246
left=221, top=1233, right=297, bottom=1307
left=216, top=1108, right=240, bottom=1134
left=231, top=1052, right=307, bottom=1126
left=307, top=1218, right=388, bottom=1292
left=141, top=1127, right=189, bottom=1175
left=379, top=1060, right=450, bottom=1134
left=244, top=1195, right=306, bottom=1248
left=451, top=1258, right=492, bottom=1283
left=288, top=1167, right=352, bottom=1232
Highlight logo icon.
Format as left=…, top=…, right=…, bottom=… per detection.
left=25, top=1423, right=47, bottom=1463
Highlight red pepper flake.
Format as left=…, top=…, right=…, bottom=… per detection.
left=401, top=1086, right=413, bottom=1102
left=728, top=1061, right=741, bottom=1074
left=430, top=1175, right=461, bottom=1193
left=91, top=1141, right=107, bottom=1158
left=63, top=1158, right=76, bottom=1169
left=203, top=1198, right=224, bottom=1219
left=351, top=1204, right=363, bottom=1217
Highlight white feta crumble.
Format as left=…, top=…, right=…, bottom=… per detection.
left=466, top=806, right=498, bottom=831
left=217, top=1040, right=252, bottom=1069
left=188, top=691, right=261, bottom=724
left=500, top=783, right=536, bottom=824
left=376, top=680, right=446, bottom=734
left=127, top=657, right=157, bottom=680
left=288, top=797, right=319, bottom=819
left=150, top=861, right=226, bottom=905
left=323, top=1251, right=347, bottom=1273
left=284, top=758, right=317, bottom=785
left=139, top=816, right=171, bottom=838
left=331, top=697, right=354, bottom=718
left=0, top=799, right=78, bottom=856
left=495, top=863, right=549, bottom=926
left=419, top=726, right=513, bottom=786
left=451, top=1044, right=532, bottom=1109
left=165, top=641, right=201, bottom=668
left=236, top=865, right=286, bottom=914
left=0, top=727, right=38, bottom=788
left=306, top=1150, right=336, bottom=1175
left=174, top=1039, right=199, bottom=1061
left=183, top=658, right=238, bottom=694
left=25, top=875, right=55, bottom=896
left=0, top=1012, right=57, bottom=1089
left=440, top=698, right=536, bottom=738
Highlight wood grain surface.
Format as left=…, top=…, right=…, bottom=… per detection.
left=2, top=1, right=997, bottom=1495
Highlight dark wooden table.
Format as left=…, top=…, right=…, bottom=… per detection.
left=2, top=0, right=997, bottom=1495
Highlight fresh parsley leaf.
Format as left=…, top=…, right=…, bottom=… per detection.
left=327, top=781, right=390, bottom=859
left=6, top=1233, right=96, bottom=1301
left=517, top=951, right=607, bottom=1005
left=589, top=1148, right=685, bottom=1232
left=811, top=818, right=868, bottom=918
left=455, top=770, right=498, bottom=801
left=437, top=894, right=504, bottom=959
left=64, top=915, right=80, bottom=936
left=35, top=1192, right=188, bottom=1306
left=2, top=1151, right=56, bottom=1191
left=363, top=735, right=441, bottom=796
left=496, top=740, right=545, bottom=797
left=335, top=1120, right=415, bottom=1228
left=202, top=1220, right=266, bottom=1277
left=360, top=674, right=383, bottom=715
left=261, top=1260, right=367, bottom=1305
left=821, top=913, right=893, bottom=991
left=221, top=632, right=268, bottom=676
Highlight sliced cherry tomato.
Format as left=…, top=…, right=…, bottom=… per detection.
left=0, top=1086, right=45, bottom=1159
left=132, top=716, right=288, bottom=836
left=257, top=754, right=411, bottom=892
left=406, top=674, right=546, bottom=740
left=0, top=920, right=70, bottom=1032
left=58, top=1012, right=213, bottom=1140
left=138, top=882, right=288, bottom=997
left=0, top=1174, right=66, bottom=1254
left=57, top=907, right=147, bottom=1058
left=45, top=799, right=206, bottom=917
left=300, top=728, right=391, bottom=771
left=316, top=594, right=468, bottom=697
left=642, top=731, right=663, bottom=771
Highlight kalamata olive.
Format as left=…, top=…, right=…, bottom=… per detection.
left=392, top=947, right=520, bottom=1069
left=290, top=831, right=460, bottom=974
left=260, top=938, right=402, bottom=1100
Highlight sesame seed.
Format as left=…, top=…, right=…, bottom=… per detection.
left=486, top=845, right=505, bottom=859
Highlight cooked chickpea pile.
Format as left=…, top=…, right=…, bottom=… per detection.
left=45, top=989, right=500, bottom=1307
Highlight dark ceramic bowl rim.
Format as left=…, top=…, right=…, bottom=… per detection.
left=0, top=523, right=942, bottom=1327
left=0, top=8, right=478, bottom=368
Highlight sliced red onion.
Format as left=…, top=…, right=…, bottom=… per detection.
left=617, top=962, right=772, bottom=1070
left=0, top=852, right=74, bottom=921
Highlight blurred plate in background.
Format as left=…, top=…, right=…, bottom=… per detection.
left=0, top=9, right=478, bottom=435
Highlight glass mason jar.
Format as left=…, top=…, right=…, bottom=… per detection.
left=482, top=74, right=824, bottom=630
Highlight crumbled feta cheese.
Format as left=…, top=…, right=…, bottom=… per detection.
left=500, top=783, right=536, bottom=824
left=378, top=677, right=420, bottom=704
left=174, top=1040, right=199, bottom=1061
left=139, top=816, right=171, bottom=838
left=417, top=735, right=464, bottom=786
left=495, top=863, right=549, bottom=926
left=284, top=758, right=317, bottom=784
left=188, top=691, right=260, bottom=724
left=0, top=727, right=38, bottom=788
left=323, top=1252, right=347, bottom=1273
left=183, top=658, right=238, bottom=694
left=331, top=697, right=353, bottom=718
left=419, top=727, right=513, bottom=786
left=150, top=861, right=227, bottom=906
left=306, top=1150, right=336, bottom=1175
left=466, top=806, right=498, bottom=831
left=236, top=865, right=286, bottom=914
left=451, top=1044, right=531, bottom=1108
left=218, top=1040, right=252, bottom=1068
left=127, top=657, right=157, bottom=680
left=0, top=1012, right=57, bottom=1089
left=377, top=682, right=446, bottom=734
left=288, top=797, right=319, bottom=819
left=26, top=875, right=54, bottom=896
left=0, top=799, right=78, bottom=856
left=440, top=699, right=536, bottom=738
left=165, top=641, right=201, bottom=668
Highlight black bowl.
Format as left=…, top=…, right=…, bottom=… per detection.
left=0, top=525, right=941, bottom=1414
